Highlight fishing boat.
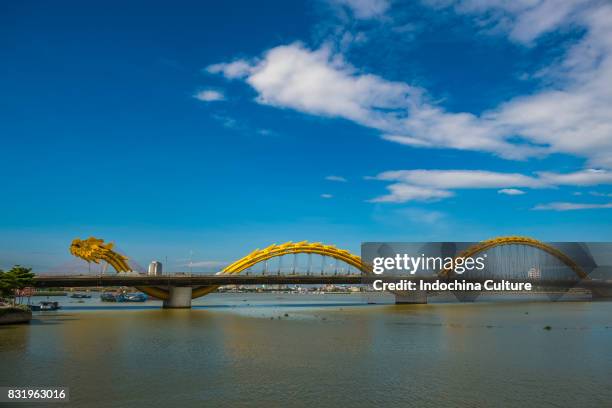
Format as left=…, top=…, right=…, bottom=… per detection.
left=124, top=292, right=147, bottom=302
left=100, top=292, right=120, bottom=302
left=100, top=292, right=147, bottom=302
left=30, top=301, right=61, bottom=311
left=70, top=293, right=91, bottom=299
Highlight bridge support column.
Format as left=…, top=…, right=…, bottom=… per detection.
left=394, top=290, right=427, bottom=304
left=592, top=288, right=612, bottom=300
left=163, top=287, right=193, bottom=309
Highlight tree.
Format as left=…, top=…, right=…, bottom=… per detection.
left=0, top=269, right=7, bottom=300
left=0, top=266, right=35, bottom=305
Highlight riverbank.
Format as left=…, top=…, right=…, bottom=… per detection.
left=32, top=291, right=67, bottom=296
left=0, top=305, right=32, bottom=324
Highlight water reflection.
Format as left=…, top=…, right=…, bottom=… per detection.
left=1, top=295, right=612, bottom=407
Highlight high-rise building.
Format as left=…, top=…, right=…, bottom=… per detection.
left=148, top=261, right=163, bottom=276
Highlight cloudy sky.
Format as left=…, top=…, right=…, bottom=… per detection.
left=1, top=0, right=612, bottom=271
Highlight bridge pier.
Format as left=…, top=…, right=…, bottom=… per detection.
left=591, top=288, right=612, bottom=300
left=394, top=290, right=427, bottom=304
left=162, top=287, right=193, bottom=309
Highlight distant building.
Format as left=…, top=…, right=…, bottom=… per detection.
left=527, top=267, right=541, bottom=280
left=148, top=261, right=163, bottom=276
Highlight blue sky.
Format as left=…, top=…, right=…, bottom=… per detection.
left=1, top=0, right=612, bottom=272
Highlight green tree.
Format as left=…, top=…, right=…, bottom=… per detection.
left=0, top=266, right=35, bottom=305
left=0, top=269, right=7, bottom=300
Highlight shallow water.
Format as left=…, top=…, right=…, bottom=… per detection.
left=1, top=294, right=612, bottom=407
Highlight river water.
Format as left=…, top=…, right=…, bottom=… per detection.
left=1, top=293, right=612, bottom=407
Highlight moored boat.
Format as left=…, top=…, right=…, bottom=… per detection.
left=100, top=292, right=147, bottom=302
left=70, top=293, right=92, bottom=299
left=30, top=301, right=61, bottom=311
left=100, top=292, right=119, bottom=302
left=124, top=292, right=147, bottom=302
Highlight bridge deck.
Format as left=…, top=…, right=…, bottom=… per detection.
left=33, top=274, right=365, bottom=287
left=31, top=275, right=612, bottom=289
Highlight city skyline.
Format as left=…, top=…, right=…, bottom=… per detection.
left=2, top=0, right=612, bottom=272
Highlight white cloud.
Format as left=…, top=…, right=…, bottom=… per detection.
left=370, top=168, right=612, bottom=202
left=208, top=43, right=532, bottom=160
left=332, top=0, right=390, bottom=19
left=207, top=1, right=612, bottom=168
left=589, top=191, right=612, bottom=197
left=537, top=169, right=612, bottom=186
left=533, top=202, right=612, bottom=211
left=325, top=175, right=348, bottom=182
left=498, top=188, right=526, bottom=195
left=194, top=89, right=225, bottom=102
left=374, top=169, right=545, bottom=189
left=206, top=60, right=252, bottom=79
left=426, top=0, right=592, bottom=44
left=385, top=106, right=542, bottom=159
left=425, top=1, right=612, bottom=167
left=321, top=193, right=334, bottom=198
left=244, top=44, right=414, bottom=124
left=369, top=184, right=454, bottom=203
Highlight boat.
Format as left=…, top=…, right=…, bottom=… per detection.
left=70, top=293, right=91, bottom=299
left=124, top=292, right=147, bottom=302
left=100, top=292, right=147, bottom=302
left=30, top=301, right=61, bottom=311
left=100, top=292, right=119, bottom=302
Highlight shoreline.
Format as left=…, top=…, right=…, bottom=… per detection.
left=0, top=306, right=32, bottom=325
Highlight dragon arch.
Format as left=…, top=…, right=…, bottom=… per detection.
left=439, top=236, right=588, bottom=279
left=190, top=241, right=364, bottom=299
left=221, top=241, right=363, bottom=274
left=70, top=237, right=131, bottom=273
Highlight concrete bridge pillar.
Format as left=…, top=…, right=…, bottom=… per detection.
left=591, top=288, right=612, bottom=300
left=394, top=290, right=427, bottom=304
left=163, top=287, right=193, bottom=309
